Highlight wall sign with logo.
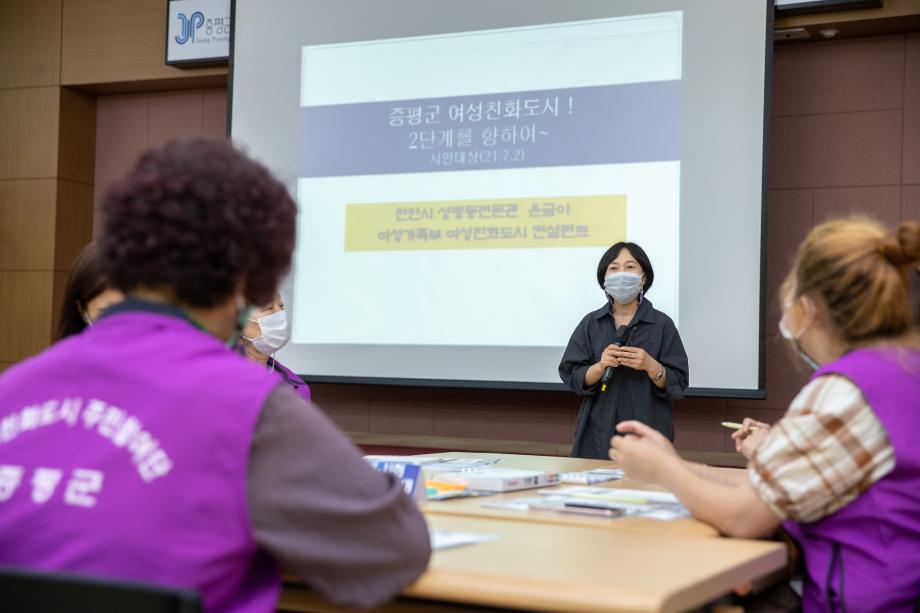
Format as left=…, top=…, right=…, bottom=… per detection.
left=166, top=0, right=232, bottom=66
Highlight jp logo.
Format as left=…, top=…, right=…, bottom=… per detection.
left=175, top=11, right=205, bottom=44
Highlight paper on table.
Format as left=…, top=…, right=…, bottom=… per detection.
left=429, top=529, right=500, bottom=551
left=364, top=455, right=440, bottom=466
left=539, top=486, right=681, bottom=503
left=481, top=497, right=544, bottom=512
left=559, top=469, right=624, bottom=484
left=482, top=496, right=627, bottom=518
left=533, top=486, right=690, bottom=520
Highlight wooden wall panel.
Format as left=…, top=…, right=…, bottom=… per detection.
left=904, top=185, right=920, bottom=220
left=366, top=386, right=437, bottom=437
left=147, top=90, right=204, bottom=148
left=0, top=1, right=69, bottom=366
left=0, top=41, right=96, bottom=363
left=61, top=0, right=226, bottom=87
left=50, top=269, right=70, bottom=341
left=0, top=87, right=60, bottom=180
left=671, top=399, right=728, bottom=452
left=59, top=88, right=97, bottom=185
left=0, top=179, right=58, bottom=270
left=0, top=271, right=55, bottom=360
left=763, top=189, right=814, bottom=333
left=431, top=389, right=576, bottom=444
left=775, top=0, right=920, bottom=30
left=813, top=186, right=902, bottom=227
left=92, top=88, right=228, bottom=233
left=94, top=93, right=149, bottom=211
left=904, top=35, right=920, bottom=185
left=0, top=0, right=62, bottom=89
left=772, top=35, right=904, bottom=116
left=202, top=88, right=228, bottom=139
left=54, top=180, right=94, bottom=271
left=769, top=110, right=903, bottom=189
left=311, top=384, right=371, bottom=432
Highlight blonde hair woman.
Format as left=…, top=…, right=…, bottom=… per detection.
left=609, top=218, right=920, bottom=611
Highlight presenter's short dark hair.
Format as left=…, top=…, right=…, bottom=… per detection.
left=99, top=139, right=296, bottom=308
left=596, top=242, right=654, bottom=293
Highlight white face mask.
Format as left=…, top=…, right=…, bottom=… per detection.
left=779, top=302, right=820, bottom=371
left=246, top=309, right=289, bottom=356
left=778, top=313, right=798, bottom=341
left=604, top=272, right=643, bottom=304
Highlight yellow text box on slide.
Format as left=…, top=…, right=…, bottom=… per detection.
left=345, top=195, right=626, bottom=252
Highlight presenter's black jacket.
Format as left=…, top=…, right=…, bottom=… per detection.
left=559, top=298, right=689, bottom=459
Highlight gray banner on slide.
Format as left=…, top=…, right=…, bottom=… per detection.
left=299, top=80, right=680, bottom=177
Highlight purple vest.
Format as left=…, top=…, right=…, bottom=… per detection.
left=783, top=348, right=920, bottom=612
left=0, top=310, right=282, bottom=613
left=269, top=359, right=311, bottom=404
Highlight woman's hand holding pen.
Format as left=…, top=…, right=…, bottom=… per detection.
left=731, top=418, right=771, bottom=459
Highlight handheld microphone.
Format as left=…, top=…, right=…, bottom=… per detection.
left=600, top=325, right=629, bottom=393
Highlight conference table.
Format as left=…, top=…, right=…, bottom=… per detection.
left=278, top=452, right=787, bottom=613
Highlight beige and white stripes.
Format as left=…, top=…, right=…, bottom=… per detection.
left=747, top=374, right=894, bottom=523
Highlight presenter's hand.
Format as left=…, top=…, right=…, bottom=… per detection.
left=599, top=344, right=621, bottom=369
left=732, top=418, right=771, bottom=459
left=613, top=346, right=656, bottom=373
left=609, top=420, right=678, bottom=483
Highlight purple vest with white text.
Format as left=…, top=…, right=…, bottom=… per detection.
left=783, top=348, right=920, bottom=612
left=0, top=310, right=282, bottom=613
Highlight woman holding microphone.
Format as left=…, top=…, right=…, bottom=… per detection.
left=559, top=241, right=689, bottom=459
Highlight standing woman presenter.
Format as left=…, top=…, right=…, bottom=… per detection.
left=559, top=242, right=689, bottom=459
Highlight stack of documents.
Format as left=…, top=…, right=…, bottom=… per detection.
left=432, top=467, right=561, bottom=492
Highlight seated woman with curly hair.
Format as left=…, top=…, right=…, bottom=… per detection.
left=0, top=139, right=430, bottom=612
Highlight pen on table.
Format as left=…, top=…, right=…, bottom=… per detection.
left=562, top=502, right=625, bottom=517
left=721, top=421, right=760, bottom=431
left=567, top=494, right=649, bottom=504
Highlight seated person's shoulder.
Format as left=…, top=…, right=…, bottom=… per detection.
left=787, top=374, right=864, bottom=417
